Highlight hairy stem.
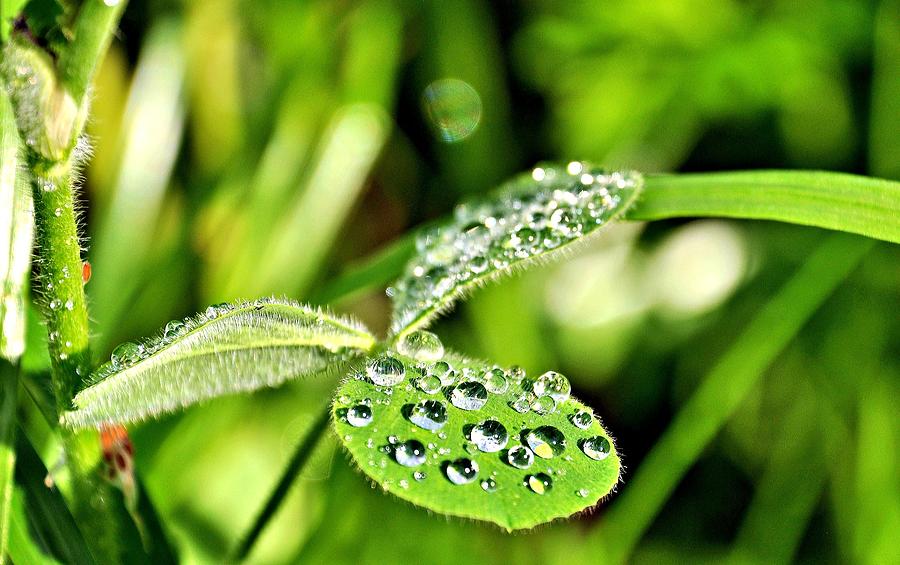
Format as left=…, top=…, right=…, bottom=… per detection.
left=57, top=0, right=128, bottom=105
left=232, top=406, right=331, bottom=562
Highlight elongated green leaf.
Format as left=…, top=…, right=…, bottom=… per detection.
left=389, top=162, right=642, bottom=335
left=631, top=171, right=900, bottom=243
left=63, top=298, right=376, bottom=428
left=333, top=344, right=620, bottom=530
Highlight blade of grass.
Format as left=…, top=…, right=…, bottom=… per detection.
left=869, top=0, right=900, bottom=179
left=630, top=171, right=900, bottom=243
left=14, top=433, right=96, bottom=564
left=230, top=405, right=330, bottom=562
left=0, top=362, right=16, bottom=563
left=589, top=233, right=873, bottom=564
left=7, top=487, right=62, bottom=565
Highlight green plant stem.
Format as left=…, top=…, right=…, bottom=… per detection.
left=590, top=233, right=873, bottom=564
left=57, top=0, right=128, bottom=105
left=631, top=171, right=900, bottom=243
left=0, top=361, right=17, bottom=563
left=231, top=406, right=331, bottom=562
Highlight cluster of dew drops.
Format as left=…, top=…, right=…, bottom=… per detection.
left=388, top=162, right=642, bottom=330
left=338, top=329, right=613, bottom=498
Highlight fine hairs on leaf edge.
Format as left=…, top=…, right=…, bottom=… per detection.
left=390, top=168, right=644, bottom=337
left=61, top=297, right=377, bottom=428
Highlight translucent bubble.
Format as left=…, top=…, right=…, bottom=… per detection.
left=533, top=371, right=571, bottom=403
left=395, top=440, right=427, bottom=467
left=422, top=78, right=482, bottom=143
left=430, top=361, right=456, bottom=386
left=450, top=381, right=488, bottom=411
left=347, top=404, right=373, bottom=427
left=111, top=342, right=142, bottom=368
left=367, top=355, right=406, bottom=386
left=470, top=419, right=508, bottom=452
left=581, top=436, right=612, bottom=461
left=163, top=320, right=185, bottom=339
left=572, top=410, right=593, bottom=429
left=445, top=458, right=479, bottom=485
left=415, top=374, right=442, bottom=394
left=506, top=445, right=534, bottom=469
left=483, top=368, right=509, bottom=394
left=408, top=399, right=448, bottom=431
left=509, top=393, right=533, bottom=414
left=526, top=426, right=566, bottom=459
left=527, top=473, right=553, bottom=495
left=531, top=395, right=557, bottom=415
left=481, top=478, right=498, bottom=492
left=396, top=330, right=445, bottom=362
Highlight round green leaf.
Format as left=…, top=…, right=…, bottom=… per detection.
left=333, top=349, right=621, bottom=531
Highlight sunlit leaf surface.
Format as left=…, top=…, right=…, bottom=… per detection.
left=388, top=162, right=642, bottom=335
left=64, top=298, right=376, bottom=427
left=334, top=341, right=620, bottom=530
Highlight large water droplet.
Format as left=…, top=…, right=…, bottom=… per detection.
left=163, top=320, right=185, bottom=339
left=347, top=404, right=373, bottom=427
left=506, top=445, right=534, bottom=469
left=111, top=342, right=141, bottom=368
left=395, top=440, right=427, bottom=467
left=430, top=361, right=456, bottom=386
left=531, top=395, right=557, bottom=415
left=422, top=78, right=482, bottom=143
left=581, top=436, right=612, bottom=461
left=396, top=330, right=445, bottom=362
left=483, top=368, right=509, bottom=394
left=450, top=381, right=488, bottom=411
left=527, top=473, right=553, bottom=495
left=572, top=410, right=593, bottom=429
left=445, top=458, right=479, bottom=485
left=367, top=355, right=406, bottom=386
left=526, top=426, right=567, bottom=459
left=470, top=419, right=508, bottom=452
left=532, top=371, right=571, bottom=403
left=415, top=374, right=442, bottom=394
left=408, top=399, right=448, bottom=431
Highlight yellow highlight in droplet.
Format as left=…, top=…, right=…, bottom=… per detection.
left=533, top=442, right=554, bottom=459
left=528, top=476, right=546, bottom=495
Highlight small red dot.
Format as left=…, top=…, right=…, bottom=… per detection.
left=82, top=261, right=92, bottom=284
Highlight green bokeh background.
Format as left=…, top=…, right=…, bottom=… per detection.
left=19, top=0, right=900, bottom=563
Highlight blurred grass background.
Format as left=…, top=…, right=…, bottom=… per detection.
left=18, top=0, right=900, bottom=563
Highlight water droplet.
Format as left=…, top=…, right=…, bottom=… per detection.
left=532, top=371, right=571, bottom=403
left=526, top=426, right=567, bottom=459
left=422, top=78, right=482, bottom=143
left=396, top=330, right=445, bottom=361
left=54, top=208, right=62, bottom=217
left=64, top=299, right=74, bottom=311
left=111, top=342, right=142, bottom=368
left=48, top=331, right=58, bottom=342
left=414, top=471, right=427, bottom=481
left=367, top=355, right=406, bottom=386
left=483, top=368, right=509, bottom=394
left=572, top=410, right=593, bottom=429
left=510, top=393, right=533, bottom=414
left=470, top=419, right=508, bottom=452
left=395, top=440, right=427, bottom=467
left=531, top=395, right=557, bottom=415
left=527, top=473, right=553, bottom=495
left=576, top=488, right=590, bottom=497
left=445, top=458, right=479, bottom=485
left=388, top=435, right=399, bottom=444
left=506, top=445, right=534, bottom=469
left=164, top=320, right=185, bottom=339
left=347, top=404, right=373, bottom=427
left=509, top=366, right=526, bottom=383
left=581, top=436, right=612, bottom=461
left=450, top=381, right=488, bottom=411
left=481, top=478, right=498, bottom=492
left=415, top=374, right=442, bottom=394
left=48, top=299, right=60, bottom=310
left=430, top=360, right=455, bottom=386
left=408, top=399, right=448, bottom=431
